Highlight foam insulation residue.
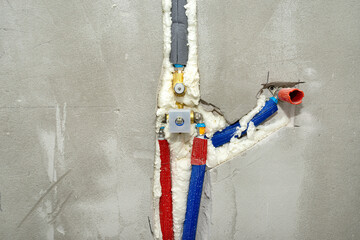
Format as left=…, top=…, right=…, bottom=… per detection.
left=153, top=140, right=162, bottom=239
left=206, top=116, right=290, bottom=168
left=236, top=95, right=266, bottom=136
left=182, top=0, right=200, bottom=107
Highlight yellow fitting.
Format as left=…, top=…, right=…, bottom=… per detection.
left=176, top=102, right=184, bottom=109
left=190, top=111, right=194, bottom=123
left=198, top=127, right=206, bottom=135
left=172, top=71, right=186, bottom=97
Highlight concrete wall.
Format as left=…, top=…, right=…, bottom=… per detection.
left=1, top=0, right=359, bottom=239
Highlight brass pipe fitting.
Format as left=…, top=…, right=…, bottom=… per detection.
left=172, top=70, right=186, bottom=97
left=176, top=102, right=184, bottom=109
left=190, top=111, right=194, bottom=123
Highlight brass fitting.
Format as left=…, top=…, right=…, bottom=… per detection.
left=176, top=102, right=184, bottom=109
left=172, top=70, right=186, bottom=97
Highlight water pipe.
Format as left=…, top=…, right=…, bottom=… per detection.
left=158, top=127, right=174, bottom=240
left=278, top=88, right=304, bottom=105
left=211, top=97, right=279, bottom=148
left=182, top=122, right=207, bottom=240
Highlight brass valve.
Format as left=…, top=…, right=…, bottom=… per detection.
left=172, top=70, right=186, bottom=97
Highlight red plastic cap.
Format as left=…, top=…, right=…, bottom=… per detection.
left=278, top=88, right=304, bottom=105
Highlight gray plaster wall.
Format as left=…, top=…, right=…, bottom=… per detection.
left=0, top=0, right=162, bottom=239
left=0, top=1, right=359, bottom=240
left=197, top=0, right=360, bottom=239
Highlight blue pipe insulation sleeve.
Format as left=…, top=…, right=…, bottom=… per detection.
left=182, top=164, right=206, bottom=240
left=211, top=97, right=279, bottom=148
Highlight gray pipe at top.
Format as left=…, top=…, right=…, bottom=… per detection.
left=170, top=0, right=189, bottom=66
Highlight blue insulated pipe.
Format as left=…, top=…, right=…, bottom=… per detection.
left=211, top=97, right=279, bottom=148
left=182, top=135, right=208, bottom=240
left=182, top=165, right=206, bottom=240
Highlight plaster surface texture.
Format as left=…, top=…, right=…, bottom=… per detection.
left=0, top=0, right=359, bottom=240
left=0, top=0, right=162, bottom=239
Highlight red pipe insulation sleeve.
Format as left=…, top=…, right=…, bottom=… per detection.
left=158, top=139, right=174, bottom=240
left=191, top=137, right=208, bottom=165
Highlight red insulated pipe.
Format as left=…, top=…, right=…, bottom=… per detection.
left=278, top=88, right=304, bottom=105
left=191, top=137, right=208, bottom=166
left=158, top=139, right=174, bottom=240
